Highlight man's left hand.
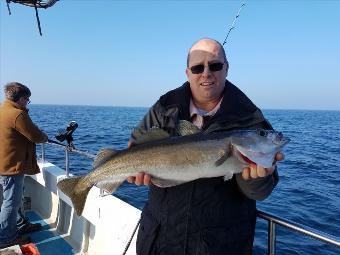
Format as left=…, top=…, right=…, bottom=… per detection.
left=241, top=152, right=284, bottom=180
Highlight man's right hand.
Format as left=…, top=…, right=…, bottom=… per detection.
left=127, top=172, right=152, bottom=186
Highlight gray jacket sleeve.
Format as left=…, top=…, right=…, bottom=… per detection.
left=236, top=167, right=279, bottom=200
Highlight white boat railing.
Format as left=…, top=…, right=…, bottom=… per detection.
left=40, top=142, right=340, bottom=255
left=41, top=140, right=95, bottom=177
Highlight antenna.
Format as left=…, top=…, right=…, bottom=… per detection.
left=222, top=3, right=246, bottom=46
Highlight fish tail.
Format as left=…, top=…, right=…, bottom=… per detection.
left=57, top=176, right=92, bottom=216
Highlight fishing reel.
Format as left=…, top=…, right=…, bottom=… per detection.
left=55, top=121, right=78, bottom=149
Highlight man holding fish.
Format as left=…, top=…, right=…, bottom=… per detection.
left=127, top=38, right=285, bottom=254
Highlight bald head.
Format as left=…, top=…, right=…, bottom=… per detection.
left=187, top=38, right=228, bottom=68
left=185, top=38, right=229, bottom=111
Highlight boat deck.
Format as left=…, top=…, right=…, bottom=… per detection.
left=24, top=211, right=74, bottom=255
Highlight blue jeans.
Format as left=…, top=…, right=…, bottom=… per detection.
left=17, top=192, right=30, bottom=230
left=0, top=175, right=24, bottom=246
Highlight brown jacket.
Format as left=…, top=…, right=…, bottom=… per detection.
left=0, top=100, right=48, bottom=175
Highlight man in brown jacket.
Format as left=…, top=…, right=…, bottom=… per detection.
left=0, top=82, right=48, bottom=249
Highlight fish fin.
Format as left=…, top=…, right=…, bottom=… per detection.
left=223, top=171, right=234, bottom=181
left=134, top=127, right=170, bottom=145
left=97, top=180, right=123, bottom=194
left=176, top=120, right=201, bottom=136
left=57, top=176, right=91, bottom=216
left=93, top=149, right=118, bottom=168
left=214, top=145, right=232, bottom=167
left=151, top=177, right=186, bottom=188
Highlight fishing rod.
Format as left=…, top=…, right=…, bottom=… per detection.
left=222, top=2, right=246, bottom=46
left=47, top=121, right=96, bottom=160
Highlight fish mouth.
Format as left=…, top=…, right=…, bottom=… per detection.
left=239, top=151, right=256, bottom=165
left=232, top=145, right=256, bottom=165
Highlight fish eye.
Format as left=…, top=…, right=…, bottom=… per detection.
left=277, top=132, right=283, bottom=140
left=257, top=129, right=267, bottom=137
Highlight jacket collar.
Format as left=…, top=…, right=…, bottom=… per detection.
left=3, top=99, right=29, bottom=113
left=159, top=80, right=258, bottom=123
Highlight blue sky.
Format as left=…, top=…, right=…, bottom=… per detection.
left=1, top=1, right=339, bottom=110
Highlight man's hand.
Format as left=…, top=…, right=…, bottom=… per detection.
left=127, top=172, right=152, bottom=186
left=126, top=140, right=152, bottom=186
left=241, top=152, right=284, bottom=180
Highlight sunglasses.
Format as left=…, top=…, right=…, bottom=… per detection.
left=189, top=62, right=225, bottom=74
left=23, top=97, right=31, bottom=104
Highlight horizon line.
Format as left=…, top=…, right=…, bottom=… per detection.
left=28, top=103, right=340, bottom=112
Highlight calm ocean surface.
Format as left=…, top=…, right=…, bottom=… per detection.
left=29, top=105, right=339, bottom=255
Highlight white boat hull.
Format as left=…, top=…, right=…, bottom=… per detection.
left=24, top=161, right=141, bottom=254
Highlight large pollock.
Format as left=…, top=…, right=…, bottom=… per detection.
left=57, top=121, right=290, bottom=216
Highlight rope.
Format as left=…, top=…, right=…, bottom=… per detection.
left=122, top=217, right=141, bottom=255
left=47, top=139, right=97, bottom=160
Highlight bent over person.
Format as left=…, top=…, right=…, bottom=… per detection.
left=127, top=38, right=284, bottom=255
left=0, top=82, right=48, bottom=249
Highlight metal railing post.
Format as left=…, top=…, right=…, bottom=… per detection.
left=45, top=140, right=96, bottom=177
left=65, top=148, right=69, bottom=177
left=41, top=143, right=45, bottom=163
left=268, top=220, right=276, bottom=255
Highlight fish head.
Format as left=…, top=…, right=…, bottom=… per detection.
left=231, top=129, right=290, bottom=168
